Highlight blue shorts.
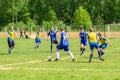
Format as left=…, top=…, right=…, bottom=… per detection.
left=89, top=42, right=99, bottom=50
left=99, top=43, right=107, bottom=49
left=8, top=38, right=15, bottom=47
left=57, top=45, right=69, bottom=51
left=81, top=40, right=87, bottom=46
left=35, top=38, right=41, bottom=43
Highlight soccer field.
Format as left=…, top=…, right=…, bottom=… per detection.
left=0, top=38, right=120, bottom=80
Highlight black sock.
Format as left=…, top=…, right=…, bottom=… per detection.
left=80, top=48, right=83, bottom=52
left=83, top=48, right=85, bottom=53
left=51, top=44, right=53, bottom=52
left=89, top=53, right=93, bottom=63
left=101, top=51, right=104, bottom=55
left=98, top=51, right=101, bottom=59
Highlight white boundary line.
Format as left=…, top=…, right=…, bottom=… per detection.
left=0, top=67, right=119, bottom=72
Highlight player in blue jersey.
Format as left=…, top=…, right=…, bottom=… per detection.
left=54, top=27, right=75, bottom=61
left=97, top=32, right=112, bottom=56
left=47, top=27, right=58, bottom=52
left=79, top=27, right=88, bottom=55
left=34, top=31, right=41, bottom=48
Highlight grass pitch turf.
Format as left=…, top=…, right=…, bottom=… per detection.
left=0, top=38, right=120, bottom=80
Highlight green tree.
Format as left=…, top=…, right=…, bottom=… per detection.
left=73, top=6, right=92, bottom=30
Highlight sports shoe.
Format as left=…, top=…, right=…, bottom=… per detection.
left=54, top=58, right=59, bottom=61
left=72, top=59, right=75, bottom=61
left=99, top=58, right=104, bottom=61
left=80, top=51, right=83, bottom=55
left=101, top=52, right=104, bottom=56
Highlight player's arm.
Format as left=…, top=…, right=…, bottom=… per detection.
left=14, top=32, right=18, bottom=38
left=47, top=32, right=50, bottom=40
left=96, top=34, right=100, bottom=43
left=8, top=32, right=10, bottom=38
left=106, top=39, right=112, bottom=46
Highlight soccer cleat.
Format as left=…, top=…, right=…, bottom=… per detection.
left=80, top=51, right=84, bottom=56
left=72, top=59, right=75, bottom=61
left=54, top=58, right=59, bottom=61
left=99, top=58, right=104, bottom=61
left=101, top=52, right=104, bottom=56
left=89, top=59, right=91, bottom=63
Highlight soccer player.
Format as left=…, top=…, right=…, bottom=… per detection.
left=35, top=31, right=41, bottom=48
left=47, top=27, right=58, bottom=52
left=97, top=32, right=112, bottom=55
left=8, top=26, right=17, bottom=54
left=54, top=27, right=75, bottom=61
left=79, top=27, right=88, bottom=55
left=88, top=28, right=104, bottom=63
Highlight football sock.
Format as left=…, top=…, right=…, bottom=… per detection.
left=89, top=53, right=93, bottom=63
left=67, top=51, right=74, bottom=59
left=98, top=50, right=102, bottom=59
left=83, top=48, right=85, bottom=52
left=51, top=44, right=53, bottom=52
left=80, top=48, right=83, bottom=52
left=101, top=51, right=104, bottom=55
left=8, top=48, right=12, bottom=54
left=56, top=49, right=59, bottom=59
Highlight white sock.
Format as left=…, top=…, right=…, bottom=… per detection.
left=56, top=49, right=59, bottom=59
left=67, top=51, right=74, bottom=59
left=35, top=43, right=38, bottom=47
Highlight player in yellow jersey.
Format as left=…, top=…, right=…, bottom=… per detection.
left=88, top=28, right=104, bottom=63
left=34, top=30, right=41, bottom=48
left=97, top=32, right=112, bottom=56
left=8, top=26, right=16, bottom=54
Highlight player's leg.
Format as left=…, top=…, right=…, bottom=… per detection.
left=80, top=43, right=84, bottom=55
left=101, top=44, right=107, bottom=56
left=50, top=41, right=54, bottom=52
left=65, top=46, right=75, bottom=61
left=89, top=43, right=94, bottom=63
left=82, top=41, right=87, bottom=53
left=54, top=45, right=62, bottom=61
left=8, top=39, right=14, bottom=54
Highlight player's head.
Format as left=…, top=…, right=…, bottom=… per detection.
left=51, top=27, right=54, bottom=31
left=89, top=28, right=94, bottom=32
left=97, top=32, right=102, bottom=38
left=60, top=27, right=64, bottom=32
left=10, top=26, right=14, bottom=31
left=80, top=27, right=84, bottom=32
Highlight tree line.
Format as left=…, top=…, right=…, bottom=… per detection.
left=0, top=0, right=120, bottom=31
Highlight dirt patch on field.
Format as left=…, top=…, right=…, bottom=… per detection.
left=0, top=32, right=120, bottom=38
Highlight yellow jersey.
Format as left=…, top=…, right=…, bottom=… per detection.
left=36, top=32, right=41, bottom=38
left=100, top=37, right=107, bottom=44
left=8, top=31, right=15, bottom=38
left=88, top=32, right=97, bottom=42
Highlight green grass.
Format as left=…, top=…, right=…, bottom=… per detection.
left=0, top=38, right=120, bottom=80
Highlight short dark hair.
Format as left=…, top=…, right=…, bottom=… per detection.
left=80, top=27, right=83, bottom=30
left=89, top=28, right=94, bottom=32
left=60, top=27, right=64, bottom=31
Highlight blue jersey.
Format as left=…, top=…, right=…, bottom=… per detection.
left=60, top=31, right=69, bottom=46
left=79, top=32, right=88, bottom=42
left=48, top=31, right=57, bottom=41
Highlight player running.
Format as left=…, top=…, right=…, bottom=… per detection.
left=54, top=27, right=75, bottom=61
left=47, top=27, right=58, bottom=52
left=88, top=28, right=104, bottom=63
left=79, top=27, right=88, bottom=55
left=97, top=32, right=112, bottom=56
left=8, top=26, right=17, bottom=54
left=34, top=31, right=41, bottom=48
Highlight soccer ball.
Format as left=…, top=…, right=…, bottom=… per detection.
left=48, top=56, right=52, bottom=61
